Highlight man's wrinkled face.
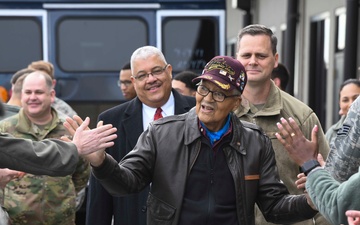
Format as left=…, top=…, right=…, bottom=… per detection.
left=196, top=80, right=241, bottom=132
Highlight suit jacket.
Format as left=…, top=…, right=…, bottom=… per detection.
left=86, top=90, right=195, bottom=225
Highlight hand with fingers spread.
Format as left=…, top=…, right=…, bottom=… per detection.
left=62, top=116, right=117, bottom=166
left=275, top=117, right=319, bottom=166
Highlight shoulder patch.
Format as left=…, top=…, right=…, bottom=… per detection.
left=336, top=124, right=351, bottom=136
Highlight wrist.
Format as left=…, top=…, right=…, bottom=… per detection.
left=301, top=159, right=321, bottom=176
left=89, top=151, right=106, bottom=167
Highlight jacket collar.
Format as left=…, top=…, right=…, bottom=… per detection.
left=183, top=108, right=201, bottom=145
left=172, top=88, right=196, bottom=114
left=15, top=108, right=62, bottom=139
left=184, top=109, right=245, bottom=155
left=122, top=89, right=195, bottom=148
left=236, top=81, right=283, bottom=117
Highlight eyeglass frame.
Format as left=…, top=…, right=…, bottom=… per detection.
left=117, top=80, right=132, bottom=87
left=196, top=84, right=240, bottom=102
left=132, top=64, right=169, bottom=81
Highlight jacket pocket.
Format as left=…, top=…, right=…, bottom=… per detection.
left=147, top=193, right=176, bottom=225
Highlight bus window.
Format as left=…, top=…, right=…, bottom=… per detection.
left=0, top=17, right=42, bottom=73
left=335, top=10, right=346, bottom=52
left=56, top=17, right=148, bottom=72
left=161, top=17, right=219, bottom=74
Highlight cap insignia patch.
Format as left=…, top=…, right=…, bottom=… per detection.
left=214, top=81, right=230, bottom=90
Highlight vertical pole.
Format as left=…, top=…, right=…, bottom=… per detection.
left=284, top=0, right=298, bottom=96
left=343, top=0, right=359, bottom=80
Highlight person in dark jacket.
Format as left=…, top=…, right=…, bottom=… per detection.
left=85, top=46, right=196, bottom=225
left=71, top=55, right=317, bottom=225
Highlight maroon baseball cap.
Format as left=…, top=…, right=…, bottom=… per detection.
left=192, top=56, right=247, bottom=94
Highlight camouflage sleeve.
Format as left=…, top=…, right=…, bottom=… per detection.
left=71, top=157, right=90, bottom=193
left=324, top=96, right=360, bottom=182
left=52, top=97, right=77, bottom=118
left=0, top=119, right=7, bottom=132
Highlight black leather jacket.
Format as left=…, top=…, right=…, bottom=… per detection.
left=93, top=109, right=317, bottom=225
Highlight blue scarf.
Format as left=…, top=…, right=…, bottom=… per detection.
left=201, top=115, right=231, bottom=146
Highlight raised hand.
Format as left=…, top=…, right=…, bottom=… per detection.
left=63, top=116, right=116, bottom=167
left=275, top=117, right=319, bottom=166
left=63, top=116, right=117, bottom=155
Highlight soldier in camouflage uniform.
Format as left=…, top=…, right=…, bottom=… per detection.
left=324, top=95, right=360, bottom=182
left=27, top=60, right=85, bottom=211
left=0, top=71, right=90, bottom=225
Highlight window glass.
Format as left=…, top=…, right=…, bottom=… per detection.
left=336, top=13, right=346, bottom=51
left=162, top=17, right=218, bottom=74
left=57, top=17, right=147, bottom=72
left=0, top=17, right=42, bottom=73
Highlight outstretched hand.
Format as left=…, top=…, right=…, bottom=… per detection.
left=62, top=115, right=89, bottom=139
left=275, top=117, right=319, bottom=166
left=62, top=116, right=117, bottom=158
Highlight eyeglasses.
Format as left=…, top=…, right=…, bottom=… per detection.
left=196, top=85, right=240, bottom=102
left=132, top=64, right=168, bottom=81
left=117, top=80, right=132, bottom=87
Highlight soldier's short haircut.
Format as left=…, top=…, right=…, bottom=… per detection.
left=11, top=68, right=35, bottom=85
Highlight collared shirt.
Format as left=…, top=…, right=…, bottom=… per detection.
left=142, top=92, right=175, bottom=130
left=199, top=114, right=232, bottom=147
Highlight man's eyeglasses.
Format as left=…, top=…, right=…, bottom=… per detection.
left=132, top=64, right=168, bottom=81
left=196, top=85, right=240, bottom=102
left=117, top=80, right=132, bottom=87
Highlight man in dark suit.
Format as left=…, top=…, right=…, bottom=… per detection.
left=86, top=46, right=196, bottom=225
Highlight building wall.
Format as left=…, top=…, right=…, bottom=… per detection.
left=225, top=0, right=354, bottom=129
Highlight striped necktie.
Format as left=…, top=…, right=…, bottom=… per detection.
left=154, top=107, right=163, bottom=121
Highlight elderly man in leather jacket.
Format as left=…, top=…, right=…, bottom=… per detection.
left=75, top=56, right=317, bottom=225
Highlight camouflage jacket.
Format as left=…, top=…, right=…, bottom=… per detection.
left=52, top=97, right=77, bottom=118
left=0, top=108, right=90, bottom=225
left=325, top=115, right=346, bottom=143
left=325, top=95, right=360, bottom=182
